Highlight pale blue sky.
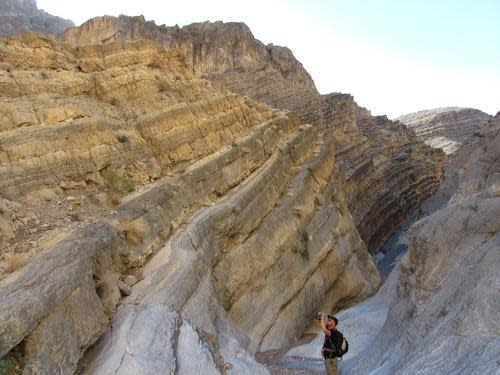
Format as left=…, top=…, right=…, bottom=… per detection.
left=38, top=0, right=500, bottom=117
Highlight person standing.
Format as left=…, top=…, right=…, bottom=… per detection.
left=317, top=313, right=343, bottom=375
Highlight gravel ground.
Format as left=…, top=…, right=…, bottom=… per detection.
left=267, top=364, right=323, bottom=374
left=257, top=336, right=325, bottom=374
left=267, top=357, right=324, bottom=374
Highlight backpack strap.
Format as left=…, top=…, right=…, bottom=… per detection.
left=327, top=335, right=335, bottom=348
left=326, top=335, right=338, bottom=356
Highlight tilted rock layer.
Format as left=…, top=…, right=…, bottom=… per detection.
left=0, top=0, right=74, bottom=37
left=59, top=16, right=446, bottom=253
left=397, top=107, right=491, bottom=155
left=0, top=33, right=381, bottom=374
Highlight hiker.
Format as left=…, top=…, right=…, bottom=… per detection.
left=316, top=312, right=346, bottom=375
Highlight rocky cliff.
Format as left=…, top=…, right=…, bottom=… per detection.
left=59, top=16, right=446, bottom=253
left=0, top=0, right=74, bottom=37
left=59, top=16, right=318, bottom=113
left=0, top=33, right=381, bottom=374
left=285, top=113, right=500, bottom=374
left=398, top=107, right=491, bottom=155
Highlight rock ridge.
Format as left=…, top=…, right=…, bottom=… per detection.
left=0, top=0, right=74, bottom=37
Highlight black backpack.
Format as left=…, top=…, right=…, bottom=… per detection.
left=322, top=331, right=349, bottom=359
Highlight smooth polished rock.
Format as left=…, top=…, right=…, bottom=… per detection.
left=82, top=304, right=179, bottom=375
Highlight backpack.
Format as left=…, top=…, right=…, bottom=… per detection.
left=337, top=333, right=349, bottom=357
left=322, top=331, right=349, bottom=359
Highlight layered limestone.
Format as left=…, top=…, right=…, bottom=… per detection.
left=331, top=100, right=444, bottom=252
left=440, top=112, right=500, bottom=203
left=285, top=113, right=500, bottom=374
left=59, top=16, right=446, bottom=253
left=397, top=107, right=491, bottom=154
left=0, top=0, right=74, bottom=37
left=290, top=94, right=445, bottom=252
left=342, top=114, right=500, bottom=374
left=0, top=32, right=279, bottom=262
left=0, top=33, right=380, bottom=374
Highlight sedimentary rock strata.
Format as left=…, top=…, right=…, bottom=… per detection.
left=59, top=16, right=446, bottom=253
left=398, top=107, right=491, bottom=154
left=0, top=0, right=74, bottom=37
left=59, top=16, right=318, bottom=113
left=441, top=112, right=500, bottom=203
left=331, top=100, right=445, bottom=252
left=0, top=33, right=381, bottom=374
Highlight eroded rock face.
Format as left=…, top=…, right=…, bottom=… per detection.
left=0, top=0, right=74, bottom=37
left=398, top=107, right=491, bottom=155
left=333, top=100, right=445, bottom=252
left=59, top=16, right=446, bottom=253
left=0, top=33, right=381, bottom=374
left=442, top=112, right=500, bottom=203
left=59, top=16, right=318, bottom=113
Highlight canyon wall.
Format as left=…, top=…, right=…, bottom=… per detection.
left=0, top=0, right=74, bottom=37
left=59, top=16, right=446, bottom=252
left=398, top=107, right=491, bottom=155
left=0, top=33, right=380, bottom=374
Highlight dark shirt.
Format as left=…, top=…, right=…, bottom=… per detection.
left=322, top=329, right=343, bottom=358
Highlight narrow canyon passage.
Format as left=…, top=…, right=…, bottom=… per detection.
left=269, top=114, right=500, bottom=374
left=258, top=206, right=425, bottom=374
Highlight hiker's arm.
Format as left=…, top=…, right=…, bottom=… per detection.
left=320, top=314, right=331, bottom=336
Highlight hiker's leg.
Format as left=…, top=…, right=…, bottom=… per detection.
left=324, top=358, right=338, bottom=375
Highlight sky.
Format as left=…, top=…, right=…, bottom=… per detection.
left=38, top=0, right=500, bottom=118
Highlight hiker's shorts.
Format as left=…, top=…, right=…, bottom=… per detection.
left=324, top=357, right=338, bottom=375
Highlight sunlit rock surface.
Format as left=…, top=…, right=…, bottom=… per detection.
left=0, top=14, right=461, bottom=375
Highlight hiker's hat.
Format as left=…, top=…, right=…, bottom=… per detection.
left=327, top=315, right=338, bottom=325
